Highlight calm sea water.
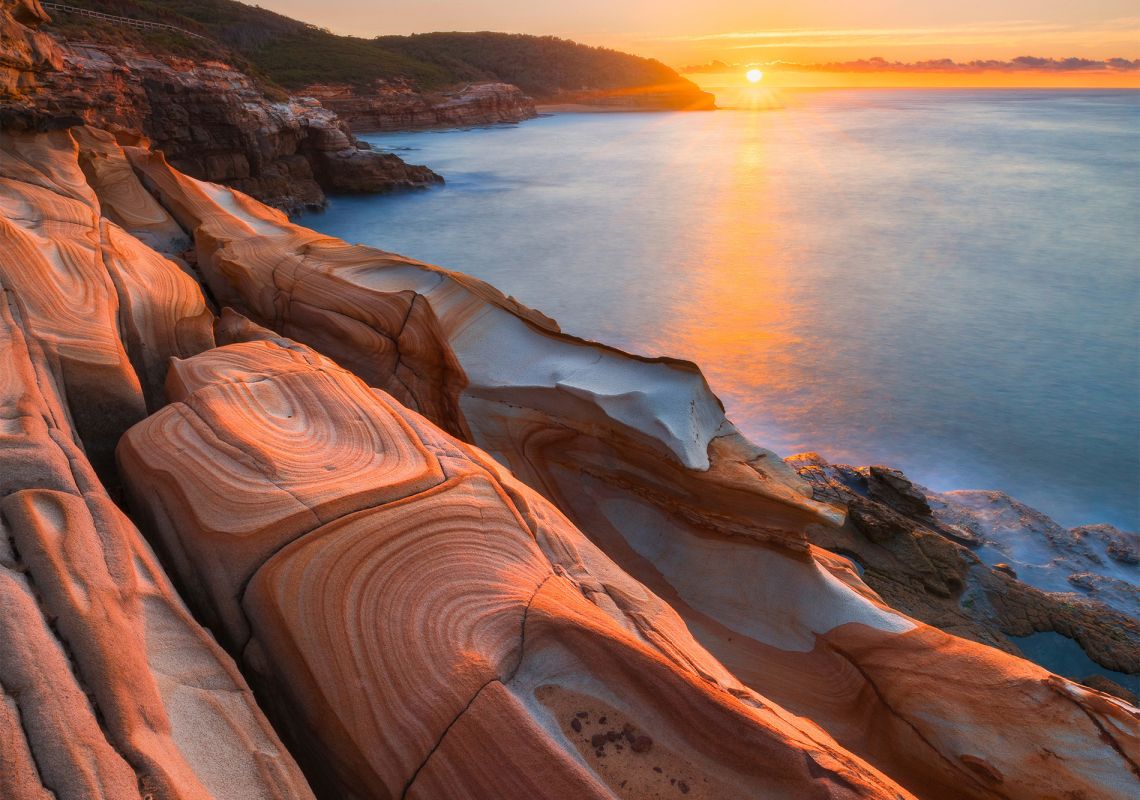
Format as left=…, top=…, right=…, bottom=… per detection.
left=306, top=89, right=1140, bottom=530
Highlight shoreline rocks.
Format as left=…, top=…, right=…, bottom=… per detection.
left=119, top=140, right=1140, bottom=800
left=0, top=5, right=1136, bottom=795
left=787, top=452, right=1140, bottom=686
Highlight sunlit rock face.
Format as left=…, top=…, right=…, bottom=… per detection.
left=0, top=280, right=313, bottom=798
left=0, top=127, right=213, bottom=481
left=0, top=0, right=60, bottom=109
left=118, top=337, right=915, bottom=800
left=124, top=149, right=1140, bottom=800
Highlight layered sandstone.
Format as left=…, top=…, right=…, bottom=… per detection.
left=0, top=125, right=214, bottom=480
left=122, top=144, right=1140, bottom=800
left=119, top=336, right=921, bottom=800
left=0, top=128, right=314, bottom=800
left=304, top=81, right=538, bottom=132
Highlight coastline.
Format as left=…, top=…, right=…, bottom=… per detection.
left=0, top=128, right=1133, bottom=800
left=0, top=4, right=1136, bottom=798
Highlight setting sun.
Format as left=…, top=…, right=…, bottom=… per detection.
left=746, top=69, right=763, bottom=83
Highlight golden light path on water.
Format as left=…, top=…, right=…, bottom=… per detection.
left=309, top=91, right=1140, bottom=529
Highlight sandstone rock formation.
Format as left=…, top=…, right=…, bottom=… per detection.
left=119, top=336, right=924, bottom=800
left=121, top=144, right=1140, bottom=800
left=0, top=134, right=314, bottom=796
left=304, top=81, right=538, bottom=132
left=0, top=76, right=1135, bottom=794
left=0, top=125, right=215, bottom=481
left=0, top=0, right=59, bottom=107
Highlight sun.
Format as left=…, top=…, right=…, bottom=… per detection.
left=746, top=69, right=763, bottom=83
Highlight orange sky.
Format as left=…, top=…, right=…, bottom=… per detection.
left=254, top=1, right=1140, bottom=88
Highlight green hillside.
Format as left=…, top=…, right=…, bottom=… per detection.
left=42, top=0, right=701, bottom=97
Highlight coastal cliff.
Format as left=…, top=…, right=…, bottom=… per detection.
left=304, top=81, right=537, bottom=131
left=1, top=2, right=441, bottom=212
left=0, top=0, right=721, bottom=210
left=0, top=120, right=1135, bottom=800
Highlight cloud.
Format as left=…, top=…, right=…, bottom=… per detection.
left=665, top=21, right=1066, bottom=43
left=680, top=56, right=1140, bottom=74
left=657, top=18, right=1140, bottom=51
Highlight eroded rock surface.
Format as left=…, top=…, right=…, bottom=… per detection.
left=0, top=126, right=214, bottom=481
left=0, top=116, right=1135, bottom=800
left=0, top=286, right=312, bottom=800
left=122, top=147, right=1140, bottom=800
left=119, top=337, right=917, bottom=800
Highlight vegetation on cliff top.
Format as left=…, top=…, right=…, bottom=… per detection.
left=43, top=0, right=700, bottom=97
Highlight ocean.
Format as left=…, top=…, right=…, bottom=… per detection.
left=304, top=89, right=1140, bottom=530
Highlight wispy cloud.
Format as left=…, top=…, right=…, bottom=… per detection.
left=681, top=56, right=1140, bottom=74
left=656, top=18, right=1140, bottom=50
left=665, top=21, right=1065, bottom=42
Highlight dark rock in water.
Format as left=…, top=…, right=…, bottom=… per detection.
left=865, top=465, right=935, bottom=519
left=786, top=451, right=1140, bottom=677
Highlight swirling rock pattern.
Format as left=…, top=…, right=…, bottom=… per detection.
left=0, top=127, right=213, bottom=480
left=127, top=148, right=1140, bottom=800
left=0, top=282, right=314, bottom=800
left=130, top=146, right=469, bottom=438
left=119, top=338, right=918, bottom=800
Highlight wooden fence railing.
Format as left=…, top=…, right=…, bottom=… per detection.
left=41, top=3, right=210, bottom=41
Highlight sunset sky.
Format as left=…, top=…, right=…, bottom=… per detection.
left=255, top=0, right=1140, bottom=88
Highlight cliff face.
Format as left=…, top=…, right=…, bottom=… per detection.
left=0, top=4, right=441, bottom=212
left=304, top=81, right=538, bottom=132
left=0, top=0, right=59, bottom=100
